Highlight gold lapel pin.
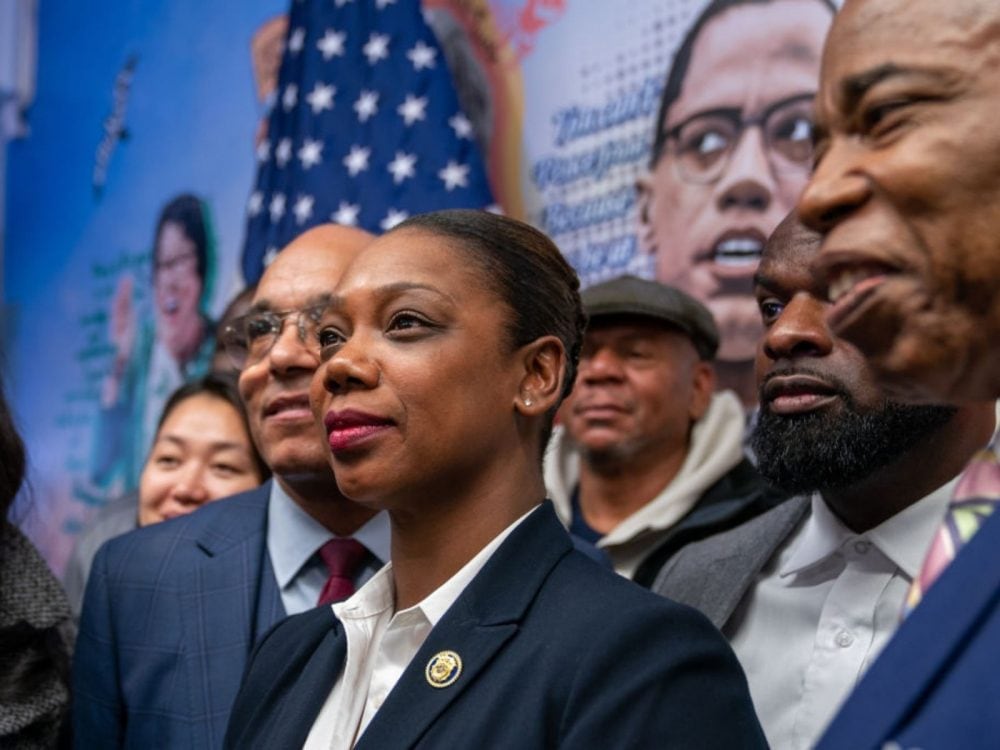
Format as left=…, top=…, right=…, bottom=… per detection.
left=425, top=650, right=462, bottom=688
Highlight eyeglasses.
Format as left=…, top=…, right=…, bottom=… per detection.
left=220, top=303, right=329, bottom=369
left=661, top=93, right=815, bottom=184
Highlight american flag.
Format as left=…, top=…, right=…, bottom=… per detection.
left=241, top=0, right=497, bottom=283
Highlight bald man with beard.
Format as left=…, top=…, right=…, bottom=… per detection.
left=654, top=214, right=996, bottom=750
left=794, top=1, right=1000, bottom=746
left=73, top=225, right=390, bottom=749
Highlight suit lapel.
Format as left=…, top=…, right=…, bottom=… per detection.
left=819, top=510, right=1000, bottom=748
left=356, top=503, right=573, bottom=750
left=706, top=497, right=809, bottom=628
left=179, top=483, right=280, bottom=748
left=267, top=619, right=349, bottom=749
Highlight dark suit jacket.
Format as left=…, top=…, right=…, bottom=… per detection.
left=652, top=497, right=809, bottom=629
left=72, top=482, right=285, bottom=749
left=817, top=509, right=1000, bottom=750
left=225, top=502, right=767, bottom=749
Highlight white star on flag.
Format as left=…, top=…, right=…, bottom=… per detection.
left=247, top=191, right=263, bottom=217
left=354, top=90, right=379, bottom=122
left=438, top=160, right=469, bottom=191
left=275, top=138, right=293, bottom=168
left=263, top=246, right=280, bottom=267
left=380, top=208, right=409, bottom=231
left=406, top=41, right=437, bottom=70
left=332, top=201, right=361, bottom=226
left=317, top=29, right=346, bottom=60
left=398, top=94, right=428, bottom=126
left=241, top=0, right=497, bottom=284
left=363, top=33, right=390, bottom=64
left=282, top=84, right=298, bottom=111
left=449, top=113, right=473, bottom=139
left=293, top=194, right=315, bottom=224
left=343, top=145, right=371, bottom=176
left=269, top=193, right=286, bottom=222
left=298, top=139, right=323, bottom=169
left=387, top=151, right=417, bottom=184
left=306, top=83, right=336, bottom=114
left=287, top=27, right=305, bottom=54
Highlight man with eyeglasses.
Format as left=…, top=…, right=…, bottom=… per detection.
left=636, top=0, right=834, bottom=408
left=73, top=224, right=390, bottom=749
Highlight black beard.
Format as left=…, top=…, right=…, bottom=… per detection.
left=752, top=389, right=957, bottom=495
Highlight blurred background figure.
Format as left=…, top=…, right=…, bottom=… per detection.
left=636, top=0, right=834, bottom=407
left=90, top=193, right=219, bottom=499
left=0, top=380, right=72, bottom=748
left=211, top=285, right=257, bottom=374
left=64, top=373, right=268, bottom=618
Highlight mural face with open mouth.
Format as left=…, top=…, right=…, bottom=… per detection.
left=638, top=0, right=830, bottom=366
left=153, top=221, right=204, bottom=357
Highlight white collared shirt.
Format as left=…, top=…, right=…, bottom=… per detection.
left=727, top=479, right=957, bottom=750
left=304, top=505, right=538, bottom=750
left=266, top=481, right=392, bottom=615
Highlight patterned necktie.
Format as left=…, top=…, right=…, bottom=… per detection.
left=316, top=538, right=369, bottom=607
left=903, top=437, right=1000, bottom=617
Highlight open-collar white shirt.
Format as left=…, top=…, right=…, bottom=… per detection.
left=727, top=478, right=957, bottom=750
left=304, top=504, right=538, bottom=750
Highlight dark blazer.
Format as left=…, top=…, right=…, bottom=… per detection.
left=817, top=509, right=1000, bottom=750
left=652, top=497, right=809, bottom=629
left=72, top=482, right=285, bottom=749
left=225, top=502, right=767, bottom=749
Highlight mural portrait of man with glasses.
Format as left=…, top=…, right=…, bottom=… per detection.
left=636, top=0, right=835, bottom=407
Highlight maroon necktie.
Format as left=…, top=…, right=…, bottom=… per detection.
left=316, top=538, right=369, bottom=606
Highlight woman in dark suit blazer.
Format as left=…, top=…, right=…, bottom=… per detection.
left=225, top=210, right=765, bottom=749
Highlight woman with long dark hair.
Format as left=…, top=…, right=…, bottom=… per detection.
left=0, top=382, right=72, bottom=748
left=225, top=210, right=764, bottom=748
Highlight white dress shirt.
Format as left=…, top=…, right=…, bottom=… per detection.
left=267, top=481, right=392, bottom=615
left=304, top=505, right=538, bottom=750
left=727, top=479, right=957, bottom=750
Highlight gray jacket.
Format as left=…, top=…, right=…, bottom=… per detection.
left=652, top=496, right=809, bottom=628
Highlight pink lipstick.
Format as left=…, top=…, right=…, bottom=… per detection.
left=323, top=409, right=394, bottom=452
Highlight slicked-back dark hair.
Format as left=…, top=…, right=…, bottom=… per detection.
left=390, top=210, right=586, bottom=449
left=649, top=0, right=836, bottom=168
left=154, top=372, right=271, bottom=481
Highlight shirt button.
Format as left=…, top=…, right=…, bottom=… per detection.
left=836, top=630, right=855, bottom=648
left=854, top=540, right=871, bottom=554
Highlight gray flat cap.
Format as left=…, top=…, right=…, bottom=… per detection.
left=581, top=275, right=720, bottom=360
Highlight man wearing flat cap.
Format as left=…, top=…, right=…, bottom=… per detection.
left=545, top=275, right=782, bottom=585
